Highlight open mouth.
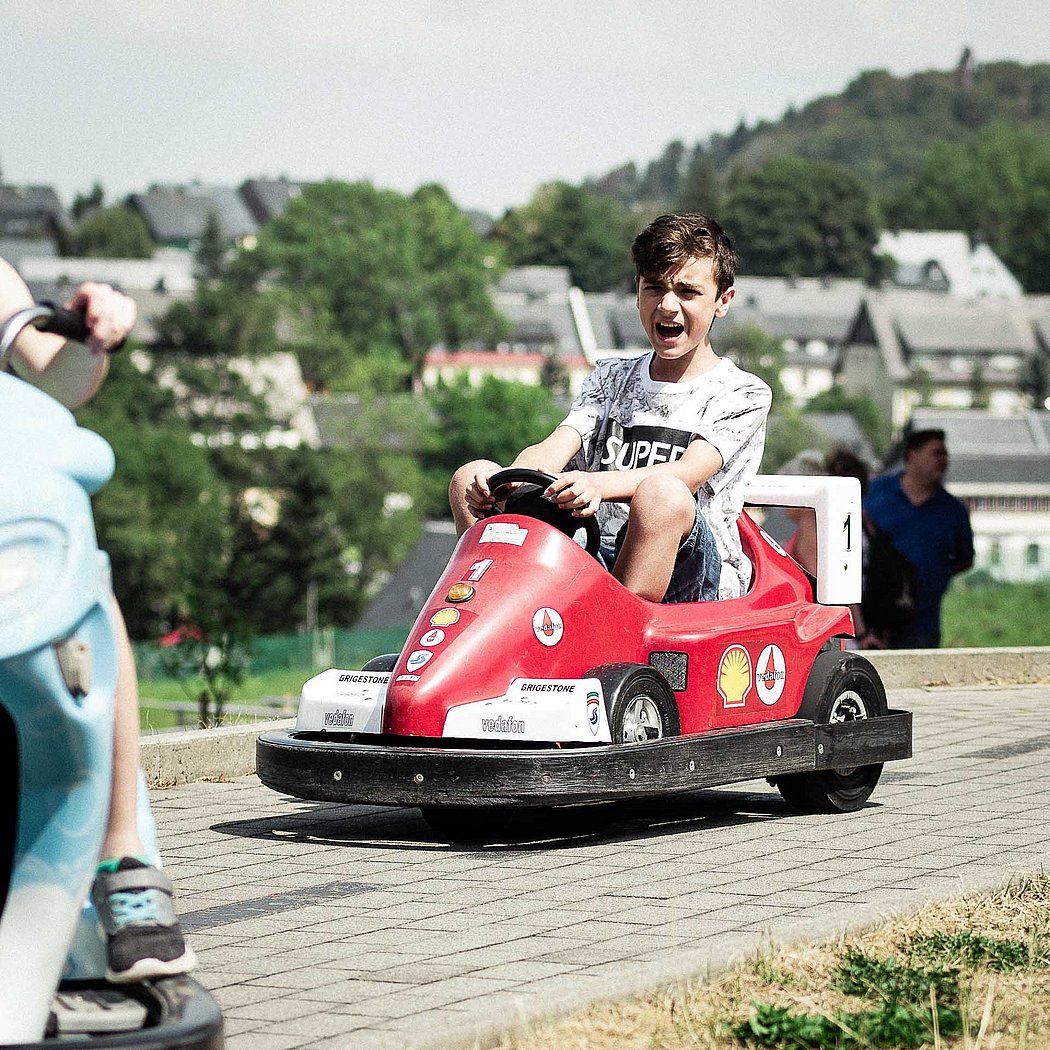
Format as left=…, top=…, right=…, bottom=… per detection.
left=655, top=321, right=684, bottom=339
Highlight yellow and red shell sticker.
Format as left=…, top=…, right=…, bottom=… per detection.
left=717, top=644, right=752, bottom=708
left=430, top=608, right=461, bottom=627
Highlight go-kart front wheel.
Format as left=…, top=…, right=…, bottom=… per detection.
left=589, top=663, right=681, bottom=743
left=777, top=650, right=888, bottom=813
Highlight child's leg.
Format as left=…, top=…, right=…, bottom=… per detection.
left=101, top=597, right=145, bottom=861
left=93, top=596, right=196, bottom=982
left=612, top=475, right=696, bottom=601
left=449, top=459, right=501, bottom=535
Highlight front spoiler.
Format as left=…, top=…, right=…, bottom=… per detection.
left=257, top=710, right=912, bottom=808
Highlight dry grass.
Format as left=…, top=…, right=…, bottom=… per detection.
left=488, top=873, right=1050, bottom=1050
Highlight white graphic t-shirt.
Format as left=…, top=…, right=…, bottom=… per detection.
left=561, top=353, right=771, bottom=599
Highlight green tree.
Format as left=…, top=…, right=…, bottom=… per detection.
left=235, top=180, right=505, bottom=389
left=723, top=156, right=885, bottom=280
left=421, top=376, right=565, bottom=510
left=410, top=183, right=508, bottom=350
left=493, top=182, right=638, bottom=291
left=760, top=409, right=827, bottom=473
left=675, top=145, right=722, bottom=214
left=76, top=356, right=231, bottom=639
left=805, top=387, right=893, bottom=459
left=194, top=210, right=227, bottom=282
left=71, top=182, right=105, bottom=221
left=882, top=123, right=1050, bottom=292
left=68, top=204, right=154, bottom=259
left=720, top=323, right=787, bottom=404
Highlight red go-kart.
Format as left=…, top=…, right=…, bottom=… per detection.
left=257, top=469, right=911, bottom=835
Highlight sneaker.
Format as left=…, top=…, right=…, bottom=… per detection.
left=90, top=858, right=197, bottom=983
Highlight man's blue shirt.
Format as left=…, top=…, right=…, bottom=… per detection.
left=864, top=472, right=974, bottom=639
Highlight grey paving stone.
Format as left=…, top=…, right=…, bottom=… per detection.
left=159, top=683, right=1050, bottom=1050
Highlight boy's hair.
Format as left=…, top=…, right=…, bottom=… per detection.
left=904, top=428, right=946, bottom=457
left=631, top=213, right=737, bottom=296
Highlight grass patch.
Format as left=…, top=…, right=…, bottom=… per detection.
left=942, top=579, right=1050, bottom=648
left=494, top=872, right=1050, bottom=1050
left=138, top=667, right=310, bottom=731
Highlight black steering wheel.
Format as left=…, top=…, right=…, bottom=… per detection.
left=486, top=468, right=602, bottom=559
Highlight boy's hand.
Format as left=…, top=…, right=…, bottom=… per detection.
left=464, top=467, right=499, bottom=520
left=68, top=282, right=136, bottom=355
left=545, top=471, right=602, bottom=517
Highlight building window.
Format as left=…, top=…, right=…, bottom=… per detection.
left=1025, top=543, right=1040, bottom=567
left=988, top=542, right=1002, bottom=566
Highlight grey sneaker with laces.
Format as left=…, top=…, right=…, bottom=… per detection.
left=89, top=858, right=197, bottom=983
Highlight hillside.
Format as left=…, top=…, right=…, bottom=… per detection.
left=591, top=53, right=1050, bottom=207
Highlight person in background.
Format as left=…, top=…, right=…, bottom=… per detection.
left=1, top=258, right=196, bottom=982
left=864, top=429, right=974, bottom=649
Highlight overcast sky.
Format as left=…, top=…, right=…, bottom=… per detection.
left=5, top=1, right=1049, bottom=216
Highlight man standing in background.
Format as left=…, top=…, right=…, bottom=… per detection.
left=865, top=429, right=974, bottom=649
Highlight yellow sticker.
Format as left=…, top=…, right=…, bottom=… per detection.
left=430, top=608, right=461, bottom=627
left=717, top=645, right=752, bottom=708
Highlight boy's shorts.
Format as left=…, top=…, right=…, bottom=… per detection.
left=599, top=505, right=721, bottom=603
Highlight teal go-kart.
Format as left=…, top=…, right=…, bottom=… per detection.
left=0, top=304, right=222, bottom=1046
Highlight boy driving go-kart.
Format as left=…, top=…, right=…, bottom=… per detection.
left=258, top=214, right=912, bottom=836
left=450, top=213, right=771, bottom=604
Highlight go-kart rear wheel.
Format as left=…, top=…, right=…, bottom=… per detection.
left=588, top=663, right=681, bottom=743
left=777, top=650, right=888, bottom=813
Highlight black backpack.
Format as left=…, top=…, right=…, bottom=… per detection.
left=862, top=523, right=919, bottom=634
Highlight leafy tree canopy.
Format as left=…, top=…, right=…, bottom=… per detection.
left=66, top=204, right=154, bottom=259
left=231, top=180, right=506, bottom=389
left=723, top=156, right=886, bottom=282
left=882, top=123, right=1050, bottom=293
left=421, top=375, right=566, bottom=512
left=493, top=182, right=639, bottom=292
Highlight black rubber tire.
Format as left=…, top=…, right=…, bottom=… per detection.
left=587, top=663, right=681, bottom=743
left=777, top=650, right=888, bottom=813
left=360, top=653, right=399, bottom=672
left=419, top=805, right=514, bottom=842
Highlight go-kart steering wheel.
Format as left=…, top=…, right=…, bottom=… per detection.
left=486, top=468, right=602, bottom=559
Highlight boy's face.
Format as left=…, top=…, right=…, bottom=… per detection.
left=636, top=256, right=735, bottom=363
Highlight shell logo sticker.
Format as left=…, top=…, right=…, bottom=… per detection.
left=756, top=643, right=787, bottom=705
left=532, top=607, right=564, bottom=647
left=586, top=691, right=601, bottom=736
left=430, top=608, right=460, bottom=628
left=420, top=628, right=445, bottom=647
left=717, top=645, right=752, bottom=708
left=406, top=649, right=433, bottom=672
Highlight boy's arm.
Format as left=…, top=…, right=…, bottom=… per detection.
left=546, top=436, right=722, bottom=517
left=1, top=259, right=132, bottom=407
left=510, top=426, right=584, bottom=474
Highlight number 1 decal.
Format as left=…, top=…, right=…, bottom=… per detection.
left=465, top=559, right=493, bottom=582
left=842, top=513, right=852, bottom=553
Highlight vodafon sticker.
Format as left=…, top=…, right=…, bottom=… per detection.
left=532, top=608, right=564, bottom=647
left=755, top=644, right=787, bottom=705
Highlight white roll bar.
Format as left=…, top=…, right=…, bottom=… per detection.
left=745, top=474, right=862, bottom=606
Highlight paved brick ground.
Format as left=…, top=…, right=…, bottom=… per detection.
left=156, top=684, right=1050, bottom=1050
